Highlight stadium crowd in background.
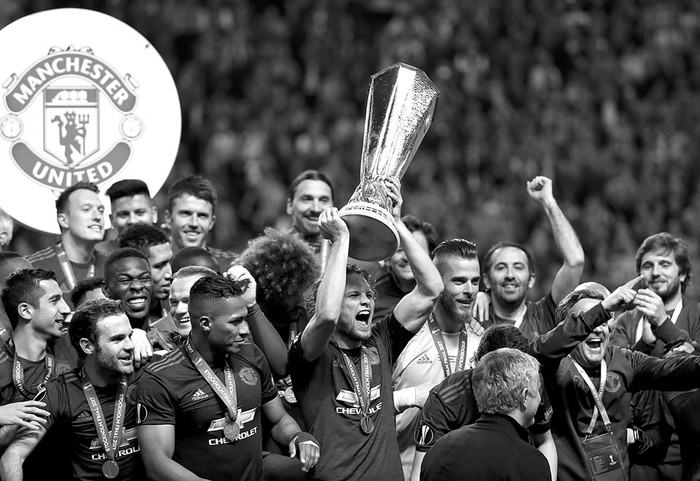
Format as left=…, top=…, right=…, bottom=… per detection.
left=5, top=0, right=700, bottom=301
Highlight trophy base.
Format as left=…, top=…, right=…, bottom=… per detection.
left=339, top=202, right=399, bottom=262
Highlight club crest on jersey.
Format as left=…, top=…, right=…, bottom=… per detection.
left=1, top=46, right=142, bottom=190
left=605, top=372, right=622, bottom=393
left=238, top=366, right=258, bottom=386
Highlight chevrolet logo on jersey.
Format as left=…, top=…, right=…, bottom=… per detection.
left=89, top=427, right=137, bottom=451
left=335, top=386, right=381, bottom=406
left=207, top=408, right=257, bottom=433
left=207, top=408, right=258, bottom=445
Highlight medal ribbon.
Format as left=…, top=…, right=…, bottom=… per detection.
left=79, top=370, right=128, bottom=464
left=0, top=327, right=10, bottom=344
left=336, top=344, right=372, bottom=418
left=13, top=351, right=54, bottom=399
left=570, top=357, right=612, bottom=435
left=427, top=314, right=467, bottom=377
left=184, top=339, right=238, bottom=421
left=56, top=242, right=96, bottom=290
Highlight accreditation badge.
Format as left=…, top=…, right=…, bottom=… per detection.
left=582, top=430, right=628, bottom=481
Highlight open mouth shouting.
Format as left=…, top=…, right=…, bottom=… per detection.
left=574, top=329, right=609, bottom=367
left=585, top=337, right=604, bottom=353
left=356, top=309, right=371, bottom=328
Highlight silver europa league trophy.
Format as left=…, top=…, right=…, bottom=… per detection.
left=339, top=63, right=439, bottom=261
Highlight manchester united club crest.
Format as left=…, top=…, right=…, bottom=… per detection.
left=0, top=8, right=180, bottom=234
left=238, top=367, right=259, bottom=386
left=44, top=87, right=99, bottom=166
left=1, top=46, right=141, bottom=190
left=605, top=372, right=622, bottom=393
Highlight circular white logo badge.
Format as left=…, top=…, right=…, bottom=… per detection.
left=0, top=8, right=180, bottom=233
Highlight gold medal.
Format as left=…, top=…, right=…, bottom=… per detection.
left=283, top=386, right=297, bottom=404
left=223, top=418, right=240, bottom=441
left=102, top=460, right=120, bottom=479
left=360, top=415, right=374, bottom=435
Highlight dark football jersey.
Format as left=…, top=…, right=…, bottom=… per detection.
left=136, top=343, right=276, bottom=481
left=42, top=369, right=144, bottom=481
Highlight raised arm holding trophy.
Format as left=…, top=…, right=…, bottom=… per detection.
left=339, top=63, right=439, bottom=262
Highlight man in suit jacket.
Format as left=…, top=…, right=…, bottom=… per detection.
left=420, top=348, right=548, bottom=481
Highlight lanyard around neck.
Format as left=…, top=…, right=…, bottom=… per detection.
left=79, top=368, right=128, bottom=464
left=184, top=339, right=238, bottom=421
left=427, top=314, right=468, bottom=376
left=338, top=346, right=372, bottom=416
left=56, top=242, right=95, bottom=290
left=570, top=357, right=611, bottom=435
left=13, top=351, right=54, bottom=399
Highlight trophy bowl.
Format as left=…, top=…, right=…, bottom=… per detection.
left=342, top=202, right=399, bottom=262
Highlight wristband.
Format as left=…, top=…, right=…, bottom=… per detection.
left=293, top=432, right=319, bottom=450
left=393, top=387, right=417, bottom=412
